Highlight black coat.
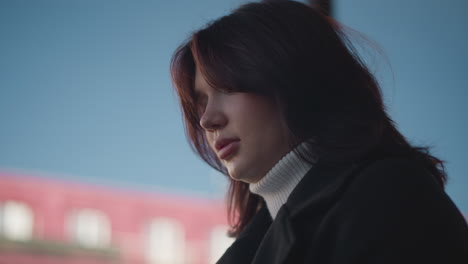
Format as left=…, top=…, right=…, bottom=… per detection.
left=217, top=157, right=468, bottom=264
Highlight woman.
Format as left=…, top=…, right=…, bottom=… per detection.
left=170, top=1, right=468, bottom=263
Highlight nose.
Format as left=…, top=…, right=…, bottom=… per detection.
left=199, top=102, right=227, bottom=132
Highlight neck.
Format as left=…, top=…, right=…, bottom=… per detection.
left=249, top=141, right=314, bottom=219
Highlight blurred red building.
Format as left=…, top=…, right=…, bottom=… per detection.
left=0, top=171, right=233, bottom=264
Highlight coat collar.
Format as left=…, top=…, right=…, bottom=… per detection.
left=217, top=159, right=370, bottom=264
left=286, top=161, right=362, bottom=218
left=251, top=161, right=362, bottom=264
left=216, top=205, right=272, bottom=264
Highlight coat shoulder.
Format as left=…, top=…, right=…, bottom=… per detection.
left=334, top=156, right=463, bottom=227
left=350, top=157, right=440, bottom=192
left=311, top=156, right=468, bottom=263
left=356, top=157, right=441, bottom=195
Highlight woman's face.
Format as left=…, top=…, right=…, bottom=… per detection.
left=194, top=67, right=291, bottom=183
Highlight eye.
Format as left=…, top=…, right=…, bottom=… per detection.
left=195, top=95, right=207, bottom=115
left=219, top=89, right=233, bottom=95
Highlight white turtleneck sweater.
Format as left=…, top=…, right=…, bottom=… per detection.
left=249, top=141, right=314, bottom=219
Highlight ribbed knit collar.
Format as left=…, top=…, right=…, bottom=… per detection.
left=249, top=141, right=314, bottom=219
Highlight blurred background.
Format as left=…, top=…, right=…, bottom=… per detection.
left=0, top=0, right=466, bottom=263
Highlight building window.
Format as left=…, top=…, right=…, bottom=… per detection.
left=208, top=225, right=234, bottom=264
left=145, top=217, right=185, bottom=264
left=67, top=208, right=111, bottom=248
left=0, top=200, right=34, bottom=241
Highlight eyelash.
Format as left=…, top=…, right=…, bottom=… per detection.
left=197, top=103, right=206, bottom=114
left=194, top=97, right=207, bottom=115
left=194, top=90, right=232, bottom=115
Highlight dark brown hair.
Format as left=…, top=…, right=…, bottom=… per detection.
left=170, top=1, right=446, bottom=237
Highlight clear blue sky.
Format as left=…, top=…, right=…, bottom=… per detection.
left=1, top=0, right=467, bottom=212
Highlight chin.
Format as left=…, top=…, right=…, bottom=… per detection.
left=228, top=168, right=259, bottom=184
left=227, top=166, right=248, bottom=182
left=225, top=154, right=255, bottom=183
left=227, top=170, right=243, bottom=182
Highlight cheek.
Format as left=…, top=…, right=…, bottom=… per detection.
left=236, top=99, right=284, bottom=148
left=248, top=100, right=282, bottom=130
left=235, top=94, right=277, bottom=121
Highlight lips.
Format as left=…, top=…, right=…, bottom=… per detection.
left=215, top=138, right=240, bottom=160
